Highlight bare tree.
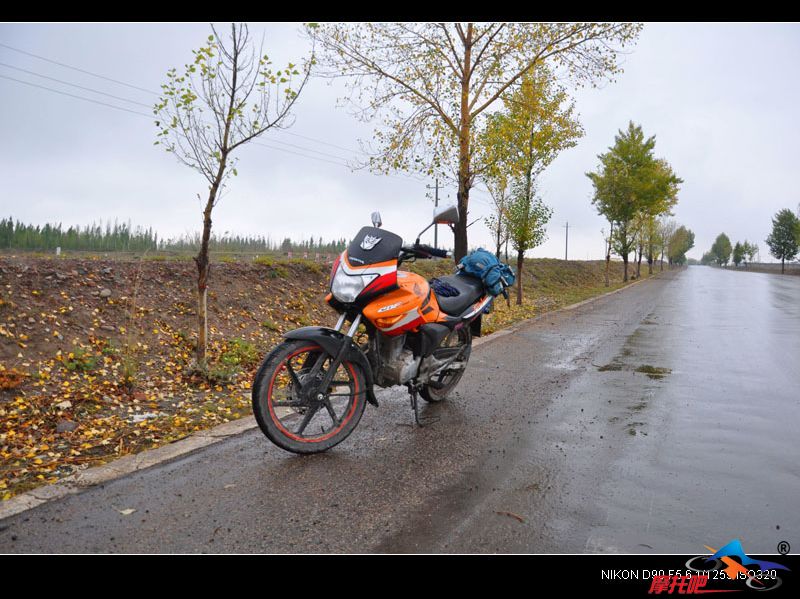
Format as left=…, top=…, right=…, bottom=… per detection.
left=154, top=23, right=311, bottom=367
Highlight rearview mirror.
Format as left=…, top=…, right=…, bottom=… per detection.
left=371, top=211, right=382, bottom=228
left=433, top=204, right=459, bottom=225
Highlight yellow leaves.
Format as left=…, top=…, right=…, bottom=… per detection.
left=31, top=290, right=41, bottom=296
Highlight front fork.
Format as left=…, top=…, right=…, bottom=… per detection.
left=308, top=313, right=362, bottom=400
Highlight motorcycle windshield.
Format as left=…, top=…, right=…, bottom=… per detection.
left=346, top=226, right=403, bottom=266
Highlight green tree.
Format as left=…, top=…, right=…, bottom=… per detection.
left=700, top=250, right=716, bottom=266
left=506, top=181, right=553, bottom=305
left=657, top=218, right=677, bottom=271
left=732, top=241, right=744, bottom=267
left=481, top=67, right=581, bottom=303
left=710, top=233, right=732, bottom=266
left=743, top=241, right=758, bottom=266
left=587, top=122, right=680, bottom=282
left=483, top=173, right=510, bottom=260
left=668, top=225, right=694, bottom=265
left=154, top=24, right=310, bottom=367
left=765, top=208, right=800, bottom=273
left=310, top=22, right=642, bottom=261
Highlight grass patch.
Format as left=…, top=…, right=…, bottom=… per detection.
left=253, top=256, right=276, bottom=267
left=260, top=319, right=281, bottom=332
left=61, top=347, right=98, bottom=372
left=220, top=338, right=259, bottom=369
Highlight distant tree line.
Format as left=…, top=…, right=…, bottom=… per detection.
left=0, top=217, right=348, bottom=256
left=701, top=233, right=756, bottom=267
left=163, top=232, right=348, bottom=255
left=701, top=207, right=799, bottom=273
left=0, top=218, right=158, bottom=252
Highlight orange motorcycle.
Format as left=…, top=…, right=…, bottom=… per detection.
left=252, top=205, right=501, bottom=453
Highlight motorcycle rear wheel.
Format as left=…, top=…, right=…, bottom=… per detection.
left=419, top=327, right=472, bottom=402
left=252, top=339, right=367, bottom=454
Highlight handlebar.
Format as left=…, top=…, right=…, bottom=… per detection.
left=400, top=243, right=450, bottom=261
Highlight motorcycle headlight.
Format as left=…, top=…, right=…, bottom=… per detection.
left=331, top=265, right=377, bottom=303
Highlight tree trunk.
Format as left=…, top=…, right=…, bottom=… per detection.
left=504, top=238, right=509, bottom=263
left=647, top=254, right=653, bottom=275
left=453, top=24, right=473, bottom=263
left=516, top=249, right=524, bottom=305
left=636, top=245, right=642, bottom=279
left=604, top=221, right=613, bottom=287
left=195, top=192, right=215, bottom=367
left=623, top=253, right=629, bottom=282
left=782, top=258, right=785, bottom=274
left=495, top=226, right=501, bottom=260
left=194, top=153, right=228, bottom=367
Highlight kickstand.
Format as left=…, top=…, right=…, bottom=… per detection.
left=407, top=384, right=438, bottom=427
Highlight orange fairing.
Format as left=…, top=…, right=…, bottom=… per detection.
left=362, top=271, right=443, bottom=336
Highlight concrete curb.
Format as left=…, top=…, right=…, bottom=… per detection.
left=0, top=272, right=660, bottom=522
left=0, top=417, right=258, bottom=522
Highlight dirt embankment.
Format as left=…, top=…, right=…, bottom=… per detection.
left=0, top=253, right=636, bottom=498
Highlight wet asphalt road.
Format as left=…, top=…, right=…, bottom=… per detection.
left=1, top=266, right=798, bottom=553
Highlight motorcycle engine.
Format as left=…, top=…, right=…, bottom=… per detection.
left=373, top=333, right=420, bottom=386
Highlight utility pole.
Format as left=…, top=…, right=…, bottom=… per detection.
left=426, top=178, right=440, bottom=249
left=563, top=221, right=569, bottom=260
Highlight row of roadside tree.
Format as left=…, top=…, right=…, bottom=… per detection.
left=701, top=208, right=800, bottom=273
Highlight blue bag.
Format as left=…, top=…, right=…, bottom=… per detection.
left=457, top=248, right=515, bottom=296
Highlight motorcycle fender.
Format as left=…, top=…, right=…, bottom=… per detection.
left=284, top=326, right=378, bottom=406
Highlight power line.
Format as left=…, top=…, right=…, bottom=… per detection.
left=270, top=129, right=370, bottom=157
left=0, top=61, right=153, bottom=108
left=0, top=41, right=160, bottom=97
left=253, top=140, right=427, bottom=185
left=0, top=73, right=152, bottom=118
left=253, top=140, right=351, bottom=168
left=0, top=54, right=430, bottom=187
left=0, top=71, right=422, bottom=184
left=0, top=41, right=437, bottom=189
left=257, top=136, right=360, bottom=163
left=0, top=43, right=428, bottom=182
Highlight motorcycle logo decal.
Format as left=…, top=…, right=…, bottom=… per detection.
left=360, top=235, right=382, bottom=251
left=377, top=301, right=403, bottom=313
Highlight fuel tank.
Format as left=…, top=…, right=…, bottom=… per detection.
left=362, top=270, right=442, bottom=335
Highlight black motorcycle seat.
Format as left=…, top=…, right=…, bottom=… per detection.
left=432, top=274, right=484, bottom=316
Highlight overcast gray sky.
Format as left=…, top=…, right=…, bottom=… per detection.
left=1, top=22, right=799, bottom=261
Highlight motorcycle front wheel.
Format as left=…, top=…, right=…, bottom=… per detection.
left=251, top=339, right=367, bottom=454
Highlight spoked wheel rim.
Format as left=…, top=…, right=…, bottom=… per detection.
left=266, top=345, right=360, bottom=443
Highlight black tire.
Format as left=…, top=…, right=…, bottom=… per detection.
left=419, top=327, right=472, bottom=402
left=251, top=339, right=367, bottom=454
